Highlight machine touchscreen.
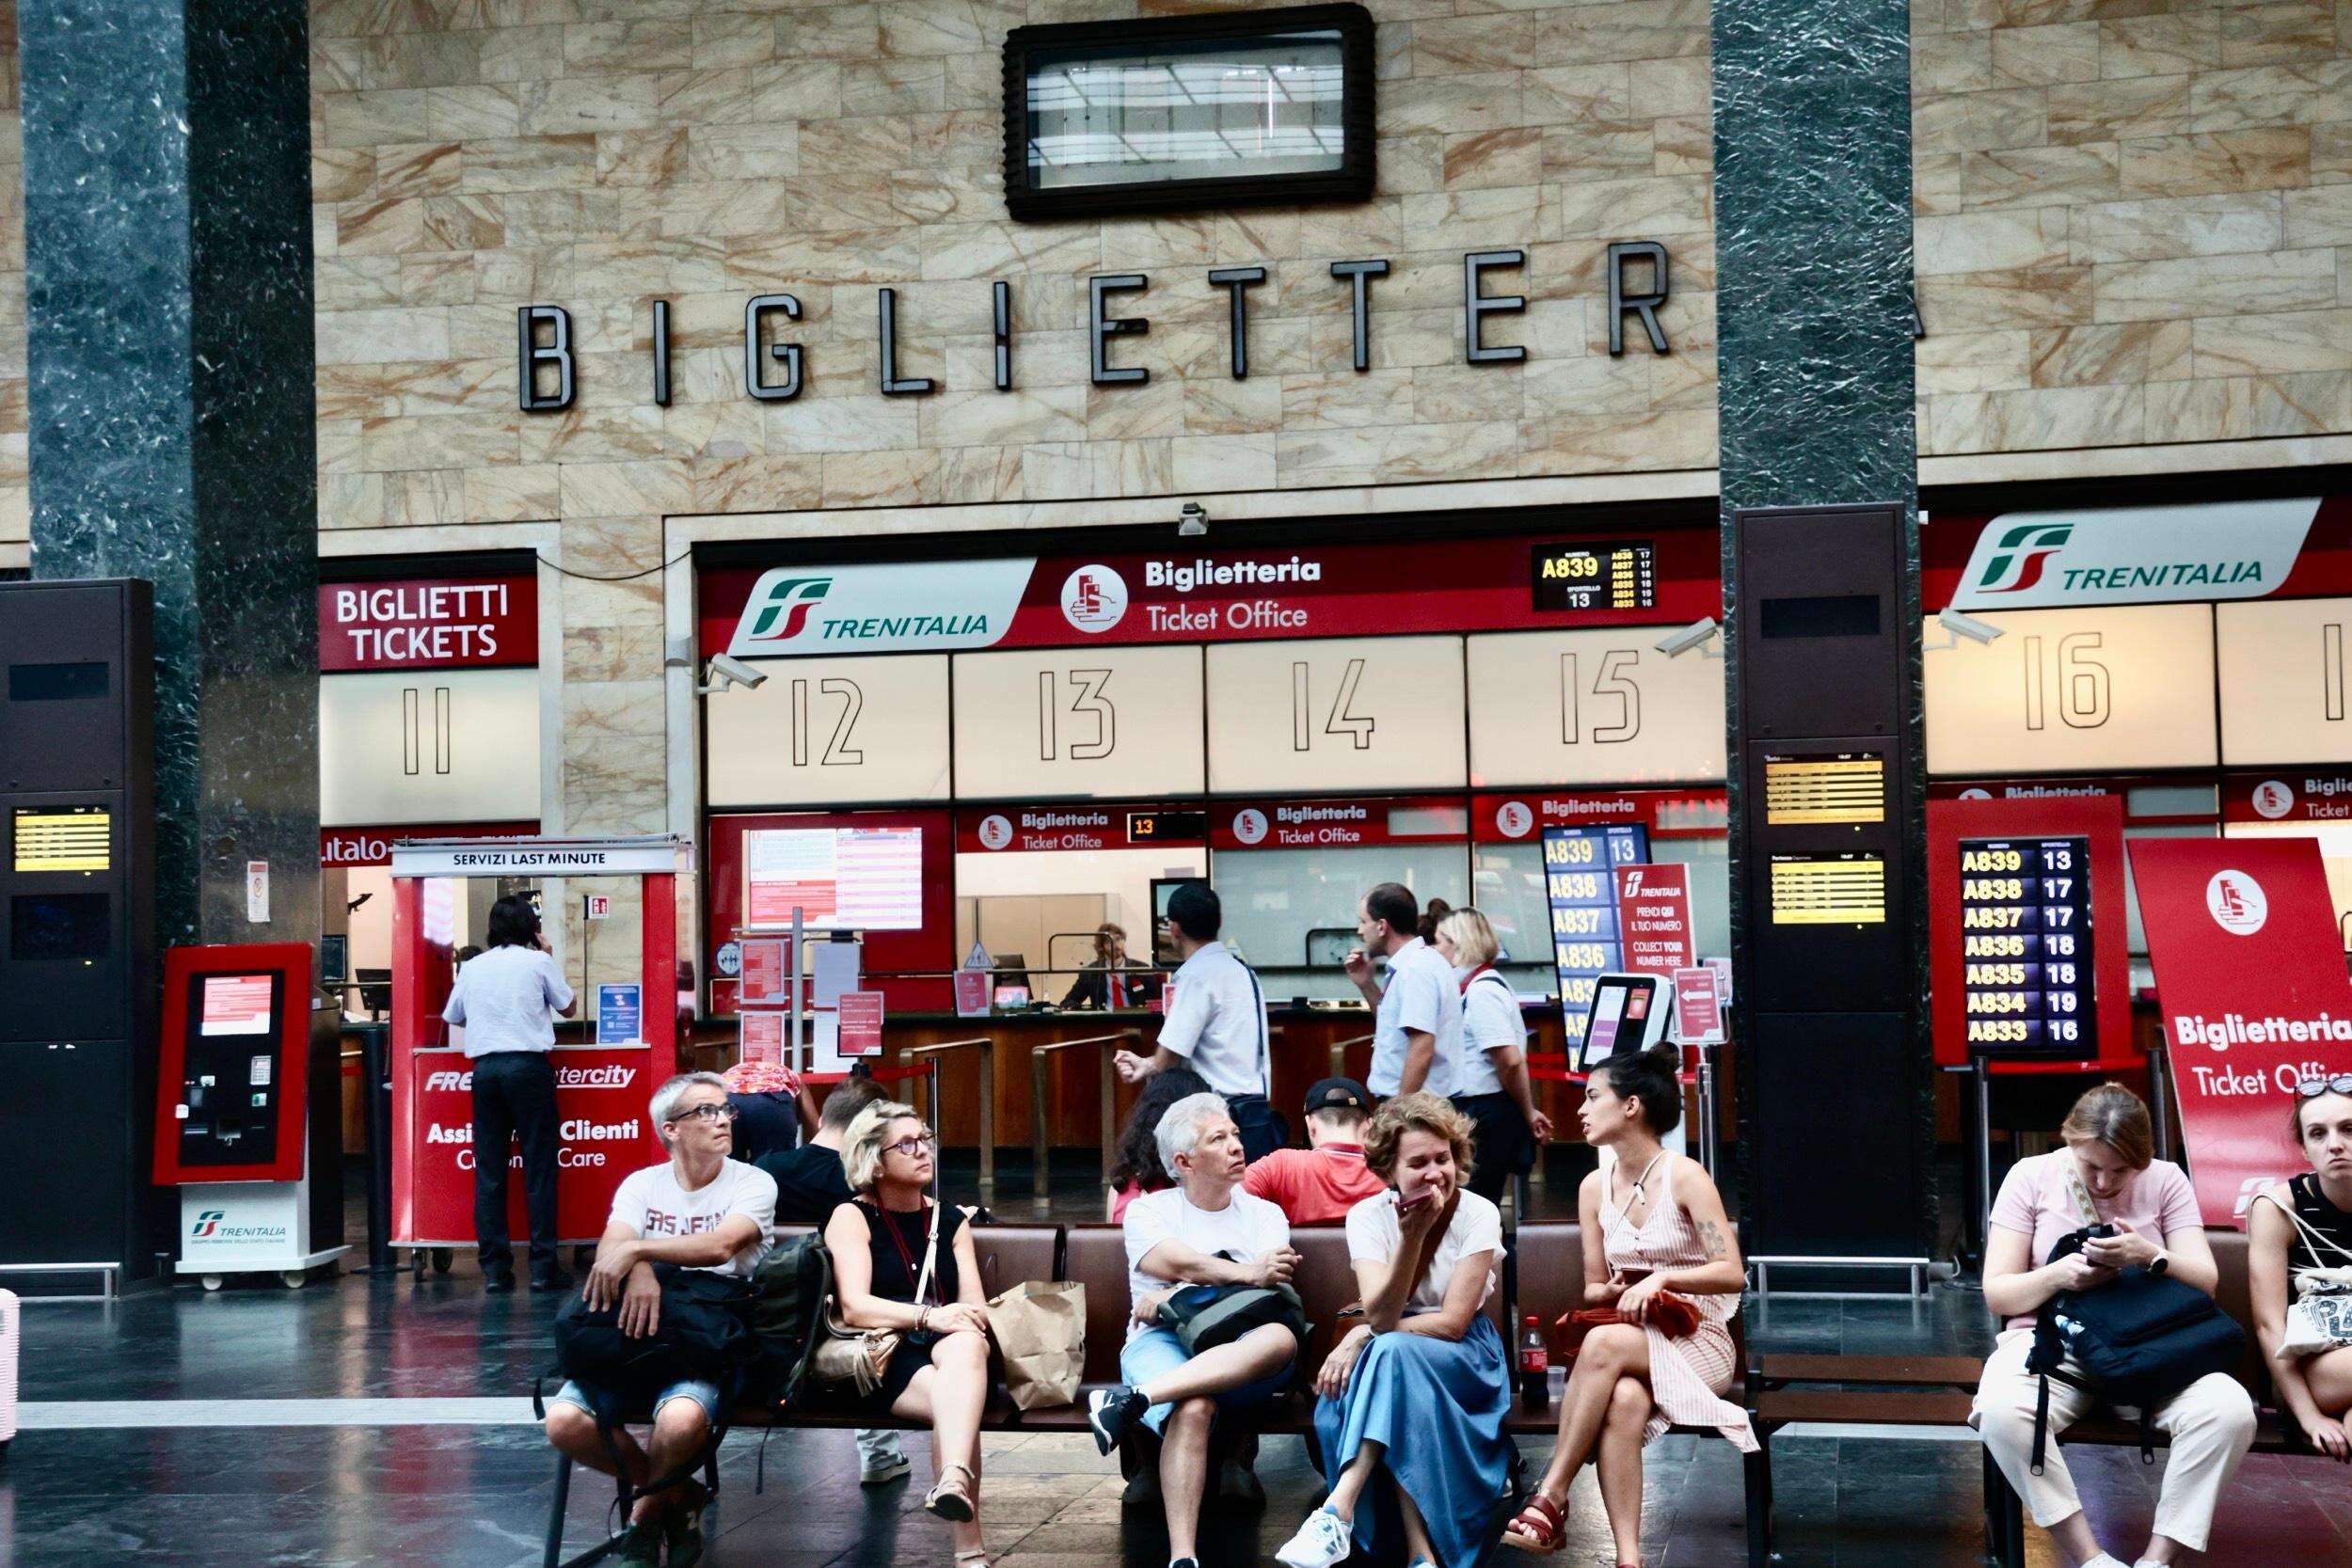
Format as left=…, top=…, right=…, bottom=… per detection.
left=176, top=970, right=287, bottom=1166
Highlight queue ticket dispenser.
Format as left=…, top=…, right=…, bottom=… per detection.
left=1574, top=971, right=1687, bottom=1160
left=152, top=942, right=347, bottom=1287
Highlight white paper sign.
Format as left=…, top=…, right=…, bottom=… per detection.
left=246, top=861, right=270, bottom=924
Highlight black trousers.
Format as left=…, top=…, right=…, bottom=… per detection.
left=470, top=1050, right=560, bottom=1274
left=1226, top=1093, right=1290, bottom=1164
left=1452, top=1091, right=1531, bottom=1202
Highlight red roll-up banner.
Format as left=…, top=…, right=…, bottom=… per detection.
left=2127, top=836, right=2352, bottom=1223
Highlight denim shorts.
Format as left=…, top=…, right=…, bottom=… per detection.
left=1120, top=1325, right=1294, bottom=1434
left=549, top=1376, right=721, bottom=1427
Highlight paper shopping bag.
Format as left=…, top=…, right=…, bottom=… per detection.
left=985, top=1279, right=1087, bottom=1410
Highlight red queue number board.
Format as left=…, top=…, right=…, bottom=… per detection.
left=1927, top=795, right=2134, bottom=1068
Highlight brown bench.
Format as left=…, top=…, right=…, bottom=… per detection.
left=541, top=1218, right=1764, bottom=1565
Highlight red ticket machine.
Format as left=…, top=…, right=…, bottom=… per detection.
left=387, top=836, right=685, bottom=1267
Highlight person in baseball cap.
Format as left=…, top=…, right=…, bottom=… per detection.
left=1242, top=1077, right=1387, bottom=1225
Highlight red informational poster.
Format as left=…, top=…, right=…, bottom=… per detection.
left=1614, top=864, right=1692, bottom=975
left=837, top=991, right=885, bottom=1058
left=740, top=1009, right=787, bottom=1063
left=954, top=968, right=992, bottom=1018
left=738, top=938, right=791, bottom=1007
left=405, top=1049, right=662, bottom=1242
left=2128, top=836, right=2352, bottom=1223
left=1673, top=965, right=1724, bottom=1043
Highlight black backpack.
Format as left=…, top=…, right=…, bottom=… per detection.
left=2026, top=1227, right=2246, bottom=1469
left=744, top=1231, right=835, bottom=1409
left=551, top=1262, right=756, bottom=1421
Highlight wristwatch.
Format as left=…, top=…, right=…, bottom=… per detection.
left=2148, top=1249, right=2170, bottom=1277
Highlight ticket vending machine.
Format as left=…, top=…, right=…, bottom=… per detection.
left=151, top=942, right=347, bottom=1288
left=0, top=579, right=162, bottom=1293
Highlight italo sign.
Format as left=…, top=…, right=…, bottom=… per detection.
left=517, top=245, right=1680, bottom=410
left=1946, top=499, right=2320, bottom=610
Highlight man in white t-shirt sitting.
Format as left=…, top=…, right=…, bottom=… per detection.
left=1089, top=1092, right=1303, bottom=1568
left=544, top=1071, right=777, bottom=1568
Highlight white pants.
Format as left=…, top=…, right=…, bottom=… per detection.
left=854, top=1426, right=902, bottom=1467
left=1972, top=1328, right=2255, bottom=1553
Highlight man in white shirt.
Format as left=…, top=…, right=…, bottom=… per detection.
left=544, top=1071, right=777, bottom=1568
left=1114, top=882, right=1283, bottom=1159
left=1089, top=1093, right=1303, bottom=1568
left=1343, top=881, right=1461, bottom=1099
left=441, top=895, right=578, bottom=1291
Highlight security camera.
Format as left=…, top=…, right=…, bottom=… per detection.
left=1935, top=607, right=2005, bottom=647
left=1654, top=617, right=1723, bottom=659
left=698, top=653, right=770, bottom=694
left=1177, top=501, right=1209, bottom=538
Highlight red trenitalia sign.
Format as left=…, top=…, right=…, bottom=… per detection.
left=957, top=805, right=1205, bottom=854
left=697, top=528, right=1722, bottom=658
left=1613, top=864, right=1694, bottom=974
left=318, top=576, right=537, bottom=672
left=2222, top=771, right=2352, bottom=825
left=2128, top=836, right=2352, bottom=1223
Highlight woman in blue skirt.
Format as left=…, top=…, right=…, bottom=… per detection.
left=1276, top=1093, right=1511, bottom=1568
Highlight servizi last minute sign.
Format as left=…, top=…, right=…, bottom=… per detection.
left=516, top=243, right=1680, bottom=411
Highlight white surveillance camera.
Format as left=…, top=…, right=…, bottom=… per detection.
left=1935, top=607, right=2005, bottom=646
left=1177, top=501, right=1209, bottom=538
left=698, top=653, right=769, bottom=694
left=1654, top=617, right=1723, bottom=658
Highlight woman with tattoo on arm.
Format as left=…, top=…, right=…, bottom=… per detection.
left=1502, top=1044, right=1752, bottom=1567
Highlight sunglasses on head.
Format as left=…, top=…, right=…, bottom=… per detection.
left=2295, top=1075, right=2352, bottom=1098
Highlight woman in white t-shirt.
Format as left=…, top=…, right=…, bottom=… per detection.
left=1435, top=908, right=1551, bottom=1203
left=1275, top=1093, right=1510, bottom=1568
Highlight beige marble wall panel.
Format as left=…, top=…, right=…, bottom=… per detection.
left=1916, top=0, right=2352, bottom=457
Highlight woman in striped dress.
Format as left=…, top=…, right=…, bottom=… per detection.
left=1502, top=1044, right=1753, bottom=1567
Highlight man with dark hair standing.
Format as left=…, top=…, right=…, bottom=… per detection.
left=1112, top=882, right=1281, bottom=1161
left=442, top=894, right=577, bottom=1292
left=1345, top=881, right=1459, bottom=1101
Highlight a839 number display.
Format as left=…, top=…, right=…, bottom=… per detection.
left=1957, top=835, right=2095, bottom=1055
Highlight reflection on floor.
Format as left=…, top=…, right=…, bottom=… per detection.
left=4, top=1170, right=2347, bottom=1567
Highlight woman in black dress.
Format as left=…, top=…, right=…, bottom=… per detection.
left=823, top=1100, right=997, bottom=1561
left=2250, top=1078, right=2352, bottom=1461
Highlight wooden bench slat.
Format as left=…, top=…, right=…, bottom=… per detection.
left=1758, top=1354, right=1981, bottom=1387
left=1755, top=1388, right=1977, bottom=1427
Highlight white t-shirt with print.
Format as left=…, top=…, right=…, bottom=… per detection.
left=608, top=1158, right=778, bottom=1277
left=1120, top=1184, right=1292, bottom=1341
left=1344, top=1187, right=1502, bottom=1311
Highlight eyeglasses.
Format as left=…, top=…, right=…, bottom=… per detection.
left=674, top=1103, right=739, bottom=1124
left=884, top=1133, right=937, bottom=1158
left=2296, top=1075, right=2352, bottom=1098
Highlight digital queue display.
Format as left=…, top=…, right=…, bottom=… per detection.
left=1958, top=834, right=2095, bottom=1056
left=1543, top=822, right=1650, bottom=1055
left=1532, top=540, right=1657, bottom=612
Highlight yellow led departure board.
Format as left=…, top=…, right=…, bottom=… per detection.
left=1763, top=752, right=1885, bottom=825
left=1531, top=541, right=1656, bottom=612
left=1769, top=853, right=1886, bottom=926
left=13, top=806, right=111, bottom=872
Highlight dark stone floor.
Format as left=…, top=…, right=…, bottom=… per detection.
left=2, top=1164, right=2345, bottom=1567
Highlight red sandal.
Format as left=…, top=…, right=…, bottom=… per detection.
left=1500, top=1493, right=1565, bottom=1554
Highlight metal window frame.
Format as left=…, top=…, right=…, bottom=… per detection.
left=1001, top=3, right=1377, bottom=222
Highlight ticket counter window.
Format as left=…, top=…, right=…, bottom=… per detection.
left=1216, top=841, right=1470, bottom=1003
left=954, top=847, right=1203, bottom=1005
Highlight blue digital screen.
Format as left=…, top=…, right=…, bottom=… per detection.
left=1543, top=823, right=1650, bottom=1054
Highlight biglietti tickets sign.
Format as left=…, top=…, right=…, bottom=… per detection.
left=1930, top=498, right=2352, bottom=611
left=699, top=531, right=1721, bottom=658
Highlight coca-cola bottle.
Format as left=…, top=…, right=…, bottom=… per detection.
left=1519, top=1314, right=1549, bottom=1408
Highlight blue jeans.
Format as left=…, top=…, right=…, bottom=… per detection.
left=1120, top=1325, right=1294, bottom=1434
left=550, top=1376, right=721, bottom=1428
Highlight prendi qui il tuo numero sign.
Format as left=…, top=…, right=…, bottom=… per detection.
left=516, top=244, right=1680, bottom=411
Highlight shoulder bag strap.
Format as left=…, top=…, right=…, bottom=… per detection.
left=1243, top=955, right=1270, bottom=1092
left=913, top=1198, right=943, bottom=1307
left=2258, top=1183, right=2352, bottom=1267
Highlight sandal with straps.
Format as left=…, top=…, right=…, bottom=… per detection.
left=1500, top=1492, right=1565, bottom=1554
left=925, top=1462, right=978, bottom=1523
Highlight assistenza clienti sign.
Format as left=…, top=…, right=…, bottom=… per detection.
left=1947, top=499, right=2320, bottom=610
left=704, top=531, right=1722, bottom=658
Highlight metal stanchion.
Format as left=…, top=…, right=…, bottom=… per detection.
left=357, top=1023, right=395, bottom=1274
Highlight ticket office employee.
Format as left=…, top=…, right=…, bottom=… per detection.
left=1060, top=922, right=1152, bottom=1011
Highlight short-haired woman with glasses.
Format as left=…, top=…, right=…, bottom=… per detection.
left=2249, top=1075, right=2352, bottom=1462
left=824, top=1100, right=999, bottom=1563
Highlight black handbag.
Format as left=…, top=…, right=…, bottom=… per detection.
left=552, top=1261, right=756, bottom=1421
left=2026, top=1227, right=2245, bottom=1469
left=1154, top=1279, right=1308, bottom=1355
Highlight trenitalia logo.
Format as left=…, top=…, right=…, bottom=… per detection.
left=741, top=577, right=833, bottom=643
left=1974, top=524, right=2073, bottom=595
left=1622, top=869, right=1648, bottom=895
left=192, top=1210, right=223, bottom=1238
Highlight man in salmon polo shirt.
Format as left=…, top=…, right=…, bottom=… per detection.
left=1244, top=1078, right=1388, bottom=1225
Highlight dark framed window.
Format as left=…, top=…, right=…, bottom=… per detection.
left=1002, top=4, right=1375, bottom=222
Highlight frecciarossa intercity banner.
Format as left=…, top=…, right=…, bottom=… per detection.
left=697, top=529, right=1721, bottom=658
left=2128, top=836, right=2352, bottom=1223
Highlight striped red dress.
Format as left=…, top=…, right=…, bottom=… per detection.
left=1598, top=1159, right=1756, bottom=1452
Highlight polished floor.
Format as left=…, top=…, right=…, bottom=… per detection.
left=4, top=1174, right=2347, bottom=1567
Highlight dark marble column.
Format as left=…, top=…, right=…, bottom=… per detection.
left=1712, top=4, right=1932, bottom=1250
left=21, top=0, right=319, bottom=950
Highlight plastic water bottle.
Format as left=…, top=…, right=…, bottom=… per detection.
left=1518, top=1315, right=1549, bottom=1408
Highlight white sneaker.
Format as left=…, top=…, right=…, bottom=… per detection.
left=2079, top=1557, right=2129, bottom=1568
left=858, top=1449, right=911, bottom=1485
left=1275, top=1506, right=1353, bottom=1568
